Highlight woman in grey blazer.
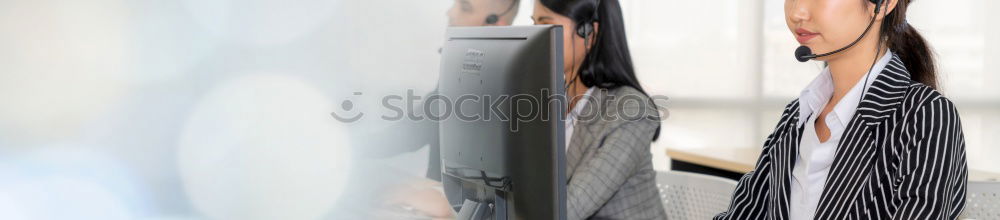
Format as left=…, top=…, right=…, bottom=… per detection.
left=532, top=0, right=666, bottom=219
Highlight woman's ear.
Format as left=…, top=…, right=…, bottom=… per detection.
left=874, top=0, right=900, bottom=21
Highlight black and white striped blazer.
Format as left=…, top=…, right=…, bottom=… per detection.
left=715, top=54, right=968, bottom=219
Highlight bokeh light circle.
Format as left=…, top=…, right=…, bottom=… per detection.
left=178, top=74, right=351, bottom=220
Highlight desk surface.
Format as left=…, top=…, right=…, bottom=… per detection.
left=667, top=147, right=1000, bottom=182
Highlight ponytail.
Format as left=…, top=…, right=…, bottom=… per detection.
left=880, top=0, right=938, bottom=89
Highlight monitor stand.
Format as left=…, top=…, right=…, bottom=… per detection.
left=456, top=191, right=508, bottom=220
left=456, top=199, right=489, bottom=220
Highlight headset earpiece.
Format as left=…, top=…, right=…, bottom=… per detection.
left=871, top=0, right=884, bottom=14
left=574, top=0, right=602, bottom=86
left=575, top=0, right=601, bottom=38
left=576, top=23, right=593, bottom=38
left=567, top=0, right=603, bottom=90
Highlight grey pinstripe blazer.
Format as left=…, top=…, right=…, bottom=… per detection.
left=567, top=86, right=667, bottom=220
left=715, top=54, right=968, bottom=219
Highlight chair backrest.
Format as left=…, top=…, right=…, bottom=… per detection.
left=656, top=171, right=738, bottom=220
left=963, top=181, right=1000, bottom=219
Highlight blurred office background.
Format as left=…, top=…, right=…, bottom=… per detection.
left=0, top=0, right=994, bottom=219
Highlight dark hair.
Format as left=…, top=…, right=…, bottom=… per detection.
left=540, top=0, right=645, bottom=94
left=876, top=0, right=938, bottom=89
left=540, top=0, right=660, bottom=140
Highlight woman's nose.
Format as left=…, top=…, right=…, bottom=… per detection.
left=789, top=0, right=810, bottom=23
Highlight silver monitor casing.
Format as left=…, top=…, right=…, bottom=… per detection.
left=438, top=25, right=566, bottom=220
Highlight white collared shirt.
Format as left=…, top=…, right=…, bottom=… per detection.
left=788, top=50, right=893, bottom=220
left=566, top=87, right=595, bottom=151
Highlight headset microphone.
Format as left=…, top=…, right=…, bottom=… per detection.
left=484, top=0, right=519, bottom=25
left=795, top=0, right=884, bottom=62
left=485, top=15, right=499, bottom=25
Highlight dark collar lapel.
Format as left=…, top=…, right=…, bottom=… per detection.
left=813, top=54, right=912, bottom=218
left=758, top=101, right=805, bottom=218
left=854, top=54, right=912, bottom=126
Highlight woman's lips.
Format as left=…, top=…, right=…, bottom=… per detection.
left=795, top=28, right=819, bottom=44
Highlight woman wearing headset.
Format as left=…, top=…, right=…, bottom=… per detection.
left=716, top=0, right=967, bottom=219
left=532, top=0, right=666, bottom=219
